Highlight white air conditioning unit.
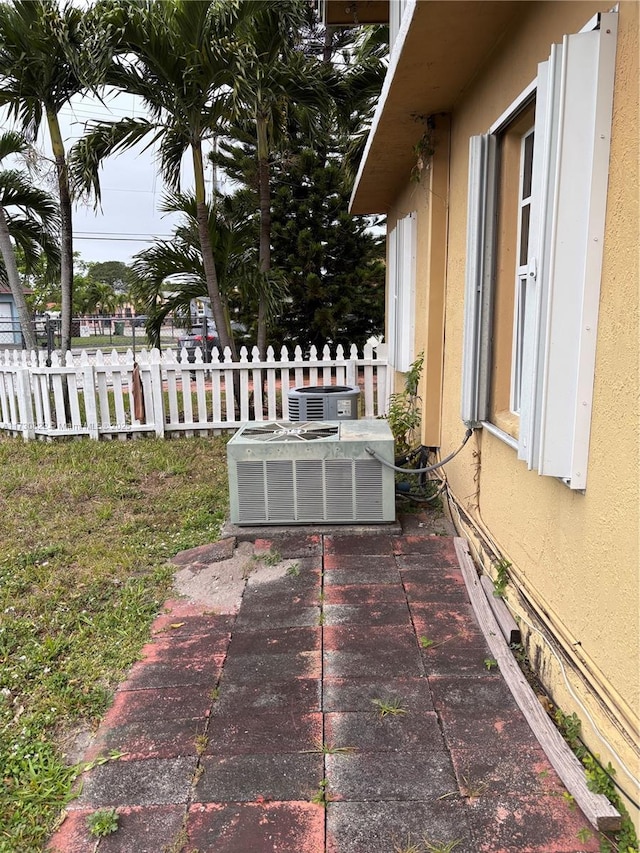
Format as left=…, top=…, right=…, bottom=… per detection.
left=288, top=385, right=360, bottom=421
left=227, top=420, right=396, bottom=525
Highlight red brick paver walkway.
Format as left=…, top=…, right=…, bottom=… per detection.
left=47, top=524, right=599, bottom=853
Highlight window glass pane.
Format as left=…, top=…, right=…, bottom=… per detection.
left=519, top=203, right=531, bottom=267
left=489, top=101, right=535, bottom=436
left=522, top=131, right=534, bottom=199
left=512, top=274, right=528, bottom=414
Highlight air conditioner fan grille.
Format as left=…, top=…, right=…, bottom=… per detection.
left=240, top=422, right=339, bottom=442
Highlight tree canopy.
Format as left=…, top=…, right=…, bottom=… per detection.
left=0, top=0, right=102, bottom=351
left=0, top=130, right=60, bottom=350
left=0, top=0, right=387, bottom=353
left=269, top=146, right=385, bottom=351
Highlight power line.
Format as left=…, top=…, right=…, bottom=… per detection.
left=75, top=230, right=173, bottom=237
left=89, top=186, right=158, bottom=194
left=74, top=235, right=172, bottom=243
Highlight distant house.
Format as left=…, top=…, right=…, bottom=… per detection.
left=325, top=0, right=639, bottom=826
left=0, top=283, right=27, bottom=346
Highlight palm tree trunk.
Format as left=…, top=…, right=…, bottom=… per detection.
left=47, top=110, right=73, bottom=354
left=192, top=141, right=236, bottom=359
left=257, top=115, right=271, bottom=360
left=0, top=205, right=37, bottom=352
left=323, top=24, right=334, bottom=63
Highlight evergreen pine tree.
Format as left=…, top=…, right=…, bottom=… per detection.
left=269, top=146, right=385, bottom=351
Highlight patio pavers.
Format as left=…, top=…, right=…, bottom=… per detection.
left=47, top=517, right=600, bottom=853
left=187, top=801, right=325, bottom=853
left=322, top=676, right=434, bottom=713
left=194, top=753, right=324, bottom=802
left=326, top=800, right=475, bottom=853
left=205, top=711, right=323, bottom=755
left=324, top=709, right=444, bottom=753
left=72, top=756, right=197, bottom=808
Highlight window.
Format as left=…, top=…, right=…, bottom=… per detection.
left=511, top=127, right=534, bottom=416
left=461, top=13, right=618, bottom=489
left=387, top=211, right=417, bottom=372
left=490, top=103, right=536, bottom=437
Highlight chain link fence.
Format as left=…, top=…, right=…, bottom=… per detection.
left=0, top=314, right=187, bottom=363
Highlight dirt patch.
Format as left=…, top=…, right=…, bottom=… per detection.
left=171, top=539, right=304, bottom=614
left=246, top=561, right=296, bottom=586
left=173, top=540, right=252, bottom=613
left=56, top=723, right=96, bottom=766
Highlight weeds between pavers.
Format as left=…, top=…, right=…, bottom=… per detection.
left=311, top=778, right=332, bottom=807
left=393, top=836, right=462, bottom=853
left=86, top=808, right=119, bottom=839
left=243, top=548, right=294, bottom=578
left=0, top=435, right=229, bottom=852
left=305, top=740, right=356, bottom=755
left=371, top=697, right=407, bottom=718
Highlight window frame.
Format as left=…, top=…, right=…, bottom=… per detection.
left=510, top=126, right=535, bottom=416
left=461, top=11, right=618, bottom=490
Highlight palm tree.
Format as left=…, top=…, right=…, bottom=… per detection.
left=69, top=0, right=242, bottom=357
left=333, top=24, right=388, bottom=184
left=0, top=131, right=60, bottom=352
left=130, top=190, right=286, bottom=349
left=227, top=0, right=334, bottom=356
left=0, top=0, right=94, bottom=353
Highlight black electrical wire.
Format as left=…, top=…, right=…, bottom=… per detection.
left=395, top=482, right=446, bottom=503
left=367, top=428, right=474, bottom=474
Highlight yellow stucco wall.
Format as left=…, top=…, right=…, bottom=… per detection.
left=433, top=0, right=639, bottom=815
left=386, top=116, right=450, bottom=447
left=382, top=0, right=639, bottom=816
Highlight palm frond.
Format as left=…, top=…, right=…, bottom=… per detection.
left=0, top=131, right=29, bottom=163
left=0, top=0, right=86, bottom=128
left=1, top=213, right=60, bottom=275
left=0, top=170, right=60, bottom=225
left=68, top=117, right=160, bottom=203
left=158, top=127, right=190, bottom=192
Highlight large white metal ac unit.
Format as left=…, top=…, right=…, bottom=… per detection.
left=227, top=420, right=396, bottom=525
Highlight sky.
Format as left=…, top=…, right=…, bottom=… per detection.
left=59, top=92, right=178, bottom=265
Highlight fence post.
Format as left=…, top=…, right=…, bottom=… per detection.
left=81, top=350, right=99, bottom=439
left=346, top=343, right=358, bottom=387
left=280, top=345, right=290, bottom=420
left=223, top=347, right=235, bottom=423
left=149, top=348, right=165, bottom=438
left=239, top=346, right=250, bottom=422
left=266, top=346, right=277, bottom=420
left=362, top=341, right=375, bottom=417
left=16, top=360, right=35, bottom=441
left=251, top=346, right=263, bottom=422
left=375, top=342, right=391, bottom=416
left=65, top=351, right=83, bottom=431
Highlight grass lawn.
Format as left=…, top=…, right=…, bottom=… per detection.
left=0, top=435, right=229, bottom=852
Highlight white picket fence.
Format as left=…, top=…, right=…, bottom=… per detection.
left=0, top=342, right=390, bottom=441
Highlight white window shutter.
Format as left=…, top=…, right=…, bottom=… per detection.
left=525, top=14, right=618, bottom=489
left=387, top=223, right=398, bottom=369
left=461, top=134, right=497, bottom=426
left=518, top=45, right=564, bottom=467
left=387, top=211, right=416, bottom=372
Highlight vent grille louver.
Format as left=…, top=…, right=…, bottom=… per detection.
left=235, top=458, right=387, bottom=523
left=355, top=459, right=385, bottom=520
left=295, top=461, right=325, bottom=521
